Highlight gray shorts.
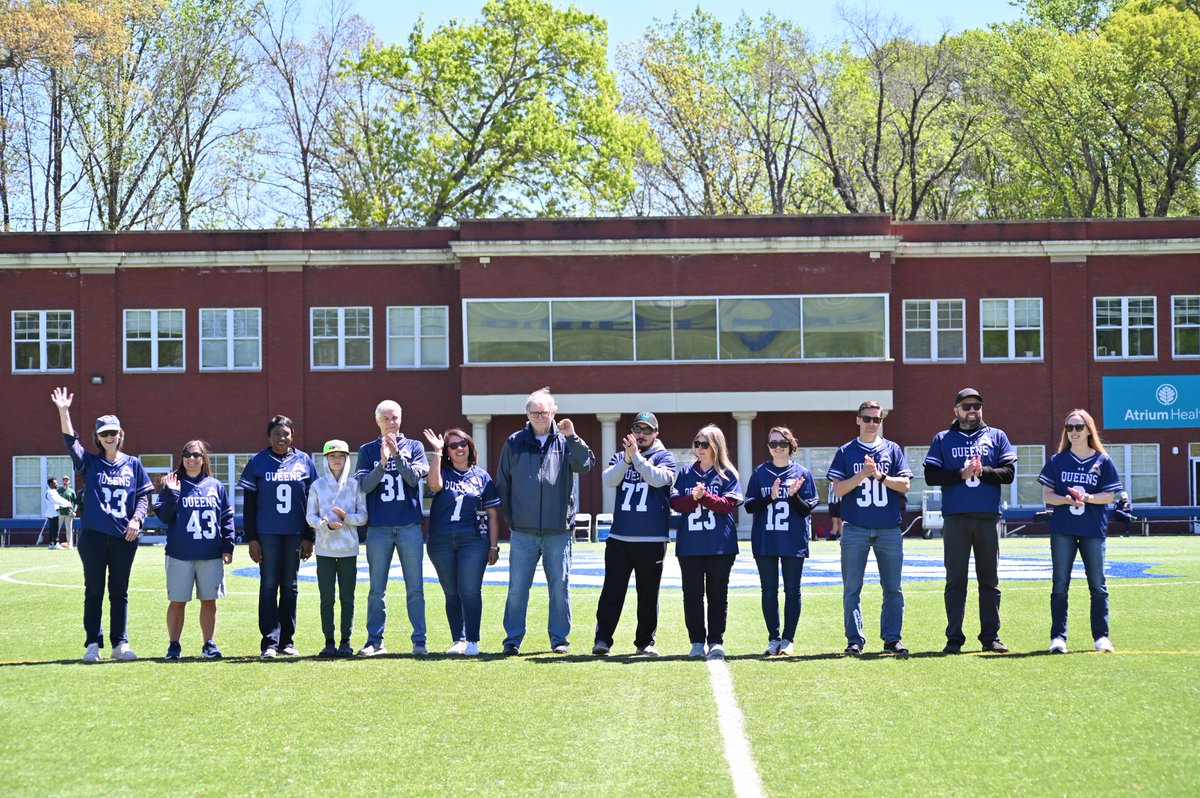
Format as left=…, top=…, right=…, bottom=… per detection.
left=165, top=555, right=226, bottom=602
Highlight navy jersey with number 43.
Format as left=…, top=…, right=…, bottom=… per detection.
left=67, top=436, right=154, bottom=537
left=827, top=438, right=912, bottom=529
left=1037, top=450, right=1122, bottom=539
left=237, top=448, right=316, bottom=535
left=428, top=465, right=501, bottom=537
left=158, top=474, right=236, bottom=559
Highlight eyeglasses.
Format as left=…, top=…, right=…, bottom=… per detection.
left=98, top=431, right=119, bottom=438
left=958, top=402, right=983, bottom=411
left=527, top=411, right=552, bottom=418
left=1064, top=423, right=1088, bottom=432
left=692, top=440, right=711, bottom=449
left=630, top=425, right=655, bottom=435
left=859, top=416, right=883, bottom=424
left=182, top=451, right=203, bottom=459
left=767, top=440, right=790, bottom=450
left=446, top=441, right=470, bottom=450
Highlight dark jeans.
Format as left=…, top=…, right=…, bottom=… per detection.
left=1050, top=533, right=1109, bottom=641
left=427, top=530, right=489, bottom=643
left=316, top=554, right=357, bottom=645
left=678, top=553, right=736, bottom=646
left=594, top=538, right=668, bottom=649
left=77, top=529, right=139, bottom=648
left=257, top=533, right=301, bottom=651
left=943, top=513, right=1002, bottom=646
left=755, top=555, right=805, bottom=643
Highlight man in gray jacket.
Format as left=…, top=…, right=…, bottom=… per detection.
left=497, top=387, right=595, bottom=655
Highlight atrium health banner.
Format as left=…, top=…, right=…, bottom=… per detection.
left=1103, top=375, right=1200, bottom=429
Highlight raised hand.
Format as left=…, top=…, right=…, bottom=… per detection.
left=557, top=418, right=575, bottom=437
left=51, top=387, right=73, bottom=410
left=423, top=428, right=444, bottom=452
left=161, top=472, right=180, bottom=492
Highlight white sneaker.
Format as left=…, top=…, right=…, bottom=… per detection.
left=551, top=643, right=570, bottom=654
left=358, top=642, right=386, bottom=657
left=83, top=643, right=101, bottom=663
left=1049, top=637, right=1067, bottom=654
left=688, top=642, right=707, bottom=658
left=1094, top=636, right=1115, bottom=653
left=636, top=645, right=660, bottom=656
left=110, top=642, right=137, bottom=661
left=779, top=640, right=794, bottom=656
left=764, top=640, right=781, bottom=656
left=707, top=644, right=726, bottom=660
left=446, top=640, right=468, bottom=655
left=463, top=641, right=480, bottom=656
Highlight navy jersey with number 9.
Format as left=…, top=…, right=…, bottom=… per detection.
left=238, top=448, right=316, bottom=535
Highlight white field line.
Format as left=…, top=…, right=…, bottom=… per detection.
left=707, top=658, right=766, bottom=798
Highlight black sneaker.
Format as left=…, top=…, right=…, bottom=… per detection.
left=337, top=642, right=354, bottom=658
left=982, top=639, right=1009, bottom=653
left=843, top=643, right=863, bottom=657
left=883, top=640, right=909, bottom=656
left=502, top=645, right=520, bottom=657
left=165, top=641, right=182, bottom=660
left=942, top=642, right=962, bottom=654
left=318, top=644, right=337, bottom=658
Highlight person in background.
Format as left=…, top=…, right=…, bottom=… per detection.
left=57, top=476, right=78, bottom=549
left=157, top=440, right=235, bottom=660
left=40, top=477, right=72, bottom=548
left=1110, top=491, right=1136, bottom=537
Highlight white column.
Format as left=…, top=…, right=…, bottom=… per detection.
left=732, top=411, right=757, bottom=536
left=467, top=414, right=492, bottom=472
left=596, top=413, right=621, bottom=515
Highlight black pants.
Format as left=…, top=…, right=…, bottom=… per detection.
left=678, top=553, right=737, bottom=646
left=594, top=538, right=667, bottom=649
left=77, top=529, right=139, bottom=648
left=943, top=513, right=1002, bottom=646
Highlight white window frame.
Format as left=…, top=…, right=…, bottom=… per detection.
left=1172, top=295, right=1200, bottom=359
left=12, top=455, right=75, bottom=518
left=210, top=453, right=254, bottom=517
left=1008, top=444, right=1046, bottom=508
left=1094, top=296, right=1156, bottom=360
left=387, top=305, right=450, bottom=370
left=1108, top=443, right=1160, bottom=506
left=123, top=308, right=185, bottom=372
left=904, top=446, right=928, bottom=507
left=12, top=310, right=75, bottom=374
left=903, top=299, right=965, bottom=363
left=199, top=308, right=262, bottom=372
left=310, top=306, right=373, bottom=371
left=980, top=298, right=1043, bottom=361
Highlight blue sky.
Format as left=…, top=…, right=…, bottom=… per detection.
left=345, top=0, right=1025, bottom=50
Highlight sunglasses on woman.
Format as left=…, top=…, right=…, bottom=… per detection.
left=692, top=440, right=710, bottom=449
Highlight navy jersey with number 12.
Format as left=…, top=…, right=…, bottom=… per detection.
left=237, top=448, right=316, bottom=535
left=746, top=461, right=817, bottom=557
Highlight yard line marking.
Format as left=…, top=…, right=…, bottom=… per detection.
left=707, top=659, right=765, bottom=798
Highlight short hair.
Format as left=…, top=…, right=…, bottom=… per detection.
left=768, top=426, right=798, bottom=455
left=46, top=477, right=57, bottom=487
left=525, top=387, right=556, bottom=414
left=442, top=428, right=478, bottom=467
left=375, top=400, right=402, bottom=421
left=267, top=414, right=294, bottom=436
left=858, top=400, right=882, bottom=414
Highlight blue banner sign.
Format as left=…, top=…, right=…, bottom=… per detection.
left=1103, top=375, right=1200, bottom=429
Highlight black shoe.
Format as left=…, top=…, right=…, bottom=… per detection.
left=843, top=643, right=863, bottom=657
left=942, top=643, right=962, bottom=654
left=982, top=639, right=1009, bottom=653
left=318, top=644, right=337, bottom=658
left=502, top=645, right=520, bottom=657
left=883, top=640, right=909, bottom=656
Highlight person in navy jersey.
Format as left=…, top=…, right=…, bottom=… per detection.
left=157, top=440, right=235, bottom=660
left=51, top=387, right=154, bottom=663
left=593, top=411, right=677, bottom=657
left=238, top=415, right=317, bottom=659
left=1038, top=409, right=1123, bottom=654
left=423, top=427, right=501, bottom=656
left=828, top=402, right=912, bottom=656
left=355, top=399, right=430, bottom=656
left=670, top=424, right=742, bottom=660
left=745, top=426, right=817, bottom=657
left=923, top=388, right=1017, bottom=654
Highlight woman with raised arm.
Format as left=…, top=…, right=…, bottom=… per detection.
left=51, top=387, right=154, bottom=663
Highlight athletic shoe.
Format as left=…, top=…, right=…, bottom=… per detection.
left=706, top=644, right=725, bottom=660
left=412, top=643, right=429, bottom=656
left=337, top=643, right=354, bottom=658
left=982, top=639, right=1010, bottom=653
left=110, top=642, right=137, bottom=661
left=48, top=544, right=58, bottom=550
left=201, top=640, right=223, bottom=659
left=463, top=641, right=480, bottom=656
left=83, top=643, right=101, bottom=664
left=1049, top=637, right=1067, bottom=654
left=764, top=640, right=781, bottom=656
left=447, top=640, right=469, bottom=655
left=502, top=645, right=520, bottom=657
left=1094, top=636, right=1115, bottom=653
left=779, top=640, right=794, bottom=657
left=261, top=646, right=277, bottom=659
left=883, top=640, right=909, bottom=656
left=165, top=641, right=182, bottom=660
left=636, top=645, right=660, bottom=656
left=592, top=641, right=610, bottom=656
left=552, top=643, right=570, bottom=654
left=358, top=642, right=386, bottom=657
left=688, top=643, right=707, bottom=658
left=942, top=643, right=962, bottom=654
left=843, top=643, right=863, bottom=657
left=318, top=644, right=337, bottom=658
left=279, top=644, right=298, bottom=656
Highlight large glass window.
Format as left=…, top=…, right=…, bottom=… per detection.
left=200, top=308, right=261, bottom=371
left=1173, top=295, right=1200, bottom=358
left=981, top=298, right=1042, bottom=360
left=311, top=307, right=372, bottom=369
left=466, top=301, right=550, bottom=363
left=12, top=455, right=74, bottom=517
left=803, top=296, right=887, bottom=359
left=719, top=298, right=801, bottom=360
left=635, top=299, right=717, bottom=361
left=1108, top=444, right=1159, bottom=505
left=552, top=300, right=633, bottom=361
left=388, top=306, right=449, bottom=369
left=1010, top=445, right=1046, bottom=507
left=903, top=299, right=964, bottom=362
left=210, top=453, right=254, bottom=517
left=1095, top=297, right=1156, bottom=359
left=124, top=309, right=184, bottom=371
left=12, top=310, right=74, bottom=373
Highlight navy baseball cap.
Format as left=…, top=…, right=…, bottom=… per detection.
left=632, top=411, right=658, bottom=430
left=95, top=415, right=122, bottom=434
left=955, top=388, right=982, bottom=404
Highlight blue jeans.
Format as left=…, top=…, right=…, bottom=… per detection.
left=77, top=529, right=139, bottom=648
left=1050, top=533, right=1109, bottom=641
left=840, top=523, right=904, bottom=646
left=427, top=530, right=489, bottom=643
left=755, top=555, right=806, bottom=643
left=503, top=530, right=572, bottom=649
left=365, top=525, right=426, bottom=646
left=257, top=533, right=301, bottom=651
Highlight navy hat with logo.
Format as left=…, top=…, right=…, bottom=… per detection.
left=632, top=411, right=658, bottom=431
left=955, top=388, right=982, bottom=405
left=94, top=415, right=122, bottom=434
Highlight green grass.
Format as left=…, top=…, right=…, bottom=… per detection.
left=1, top=536, right=1198, bottom=796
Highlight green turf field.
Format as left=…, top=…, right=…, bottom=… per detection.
left=2, top=536, right=1198, bottom=796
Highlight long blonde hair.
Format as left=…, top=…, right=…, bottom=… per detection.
left=1057, top=409, right=1107, bottom=455
left=694, top=424, right=738, bottom=482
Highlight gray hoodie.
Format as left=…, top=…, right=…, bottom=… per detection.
left=306, top=458, right=368, bottom=558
